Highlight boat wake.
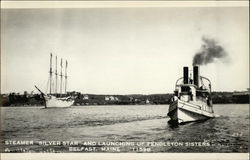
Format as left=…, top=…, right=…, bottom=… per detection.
left=71, top=115, right=168, bottom=127
left=13, top=115, right=168, bottom=131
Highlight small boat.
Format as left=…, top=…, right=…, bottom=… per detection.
left=167, top=66, right=215, bottom=124
left=35, top=53, right=74, bottom=108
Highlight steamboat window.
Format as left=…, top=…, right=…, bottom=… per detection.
left=196, top=91, right=208, bottom=98
left=181, top=86, right=190, bottom=92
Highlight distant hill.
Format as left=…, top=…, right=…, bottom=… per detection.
left=0, top=91, right=249, bottom=106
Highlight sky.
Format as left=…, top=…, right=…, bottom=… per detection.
left=1, top=7, right=249, bottom=94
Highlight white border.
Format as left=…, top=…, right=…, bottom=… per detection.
left=1, top=153, right=250, bottom=160
left=1, top=1, right=249, bottom=160
left=1, top=1, right=249, bottom=8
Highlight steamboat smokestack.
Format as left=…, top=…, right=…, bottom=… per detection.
left=183, top=66, right=189, bottom=84
left=193, top=66, right=199, bottom=87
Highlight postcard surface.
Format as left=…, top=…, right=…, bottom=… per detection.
left=0, top=1, right=249, bottom=159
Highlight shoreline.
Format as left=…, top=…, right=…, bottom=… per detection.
left=1, top=102, right=249, bottom=108
left=1, top=91, right=249, bottom=107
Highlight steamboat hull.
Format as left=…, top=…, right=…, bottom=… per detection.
left=168, top=100, right=215, bottom=124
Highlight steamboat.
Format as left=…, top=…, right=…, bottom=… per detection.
left=167, top=66, right=215, bottom=124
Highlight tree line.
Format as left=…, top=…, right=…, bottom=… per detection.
left=0, top=91, right=249, bottom=106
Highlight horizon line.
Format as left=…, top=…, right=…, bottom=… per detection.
left=1, top=89, right=249, bottom=95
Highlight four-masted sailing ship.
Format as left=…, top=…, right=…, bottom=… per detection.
left=35, top=53, right=74, bottom=108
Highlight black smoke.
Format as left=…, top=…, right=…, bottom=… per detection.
left=192, top=36, right=227, bottom=65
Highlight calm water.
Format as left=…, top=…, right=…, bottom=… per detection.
left=0, top=104, right=249, bottom=153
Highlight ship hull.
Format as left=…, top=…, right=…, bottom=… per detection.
left=168, top=100, right=215, bottom=124
left=45, top=95, right=74, bottom=108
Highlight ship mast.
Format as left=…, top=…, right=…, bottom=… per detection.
left=49, top=53, right=53, bottom=94
left=65, top=60, right=68, bottom=94
left=60, top=58, right=63, bottom=96
left=55, top=56, right=58, bottom=94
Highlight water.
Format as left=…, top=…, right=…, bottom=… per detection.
left=0, top=104, right=249, bottom=153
